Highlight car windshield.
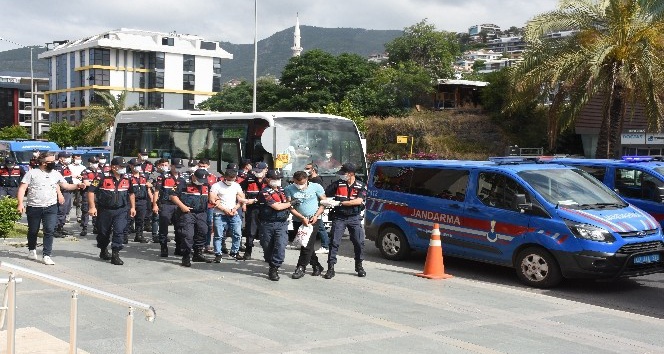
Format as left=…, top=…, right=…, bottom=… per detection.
left=518, top=168, right=627, bottom=209
left=653, top=167, right=664, bottom=176
left=273, top=117, right=365, bottom=177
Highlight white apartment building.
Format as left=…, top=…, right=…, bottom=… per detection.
left=38, top=28, right=233, bottom=122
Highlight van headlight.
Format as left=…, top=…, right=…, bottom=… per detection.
left=565, top=221, right=616, bottom=243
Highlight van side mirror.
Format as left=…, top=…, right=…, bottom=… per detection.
left=513, top=194, right=532, bottom=212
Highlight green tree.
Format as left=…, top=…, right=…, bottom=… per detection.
left=43, top=122, right=80, bottom=147
left=197, top=77, right=287, bottom=112
left=511, top=0, right=664, bottom=157
left=80, top=90, right=131, bottom=145
left=0, top=197, right=21, bottom=238
left=385, top=19, right=461, bottom=80
left=347, top=61, right=432, bottom=117
left=324, top=98, right=366, bottom=134
left=0, top=125, right=29, bottom=140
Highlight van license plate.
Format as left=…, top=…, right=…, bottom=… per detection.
left=633, top=253, right=660, bottom=265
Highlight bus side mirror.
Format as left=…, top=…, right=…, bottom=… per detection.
left=513, top=194, right=532, bottom=212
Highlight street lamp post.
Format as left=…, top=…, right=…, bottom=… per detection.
left=0, top=36, right=39, bottom=139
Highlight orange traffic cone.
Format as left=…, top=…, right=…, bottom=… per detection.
left=415, top=223, right=453, bottom=279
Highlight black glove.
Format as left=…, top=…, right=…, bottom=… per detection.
left=290, top=199, right=302, bottom=207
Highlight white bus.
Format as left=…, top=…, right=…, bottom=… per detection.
left=110, top=110, right=367, bottom=183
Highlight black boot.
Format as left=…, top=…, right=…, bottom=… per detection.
left=60, top=226, right=71, bottom=236
left=292, top=265, right=306, bottom=279
left=135, top=232, right=148, bottom=243
left=323, top=264, right=335, bottom=279
left=268, top=266, right=280, bottom=281
left=79, top=226, right=87, bottom=237
left=99, top=248, right=111, bottom=261
left=123, top=236, right=129, bottom=244
left=181, top=254, right=191, bottom=267
left=54, top=226, right=64, bottom=238
left=192, top=250, right=212, bottom=263
left=355, top=261, right=366, bottom=277
left=221, top=244, right=229, bottom=254
left=173, top=246, right=183, bottom=256
left=160, top=243, right=168, bottom=257
left=312, top=262, right=324, bottom=276
left=111, top=250, right=124, bottom=265
left=242, top=247, right=252, bottom=260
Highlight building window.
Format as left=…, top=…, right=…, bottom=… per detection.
left=183, top=55, right=195, bottom=72
left=149, top=71, right=164, bottom=89
left=183, top=74, right=195, bottom=91
left=213, top=57, right=222, bottom=92
left=79, top=50, right=86, bottom=67
left=88, top=69, right=110, bottom=86
left=183, top=93, right=195, bottom=110
left=70, top=52, right=78, bottom=89
left=200, top=41, right=216, bottom=50
left=89, top=89, right=107, bottom=105
left=148, top=92, right=163, bottom=109
left=89, top=48, right=110, bottom=66
left=134, top=52, right=146, bottom=69
left=138, top=92, right=145, bottom=107
left=56, top=54, right=67, bottom=90
left=148, top=52, right=165, bottom=70
left=161, top=37, right=174, bottom=46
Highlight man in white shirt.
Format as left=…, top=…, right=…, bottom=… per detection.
left=69, top=153, right=87, bottom=224
left=209, top=169, right=249, bottom=263
left=17, top=152, right=84, bottom=265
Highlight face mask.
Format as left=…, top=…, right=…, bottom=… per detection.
left=160, top=166, right=169, bottom=173
left=269, top=180, right=281, bottom=188
left=62, top=160, right=69, bottom=165
left=223, top=180, right=233, bottom=186
left=133, top=166, right=142, bottom=173
left=254, top=171, right=266, bottom=178
left=339, top=174, right=349, bottom=181
left=189, top=166, right=198, bottom=173
left=32, top=153, right=39, bottom=158
left=45, top=161, right=56, bottom=172
left=199, top=166, right=208, bottom=171
left=193, top=179, right=204, bottom=186
left=325, top=153, right=332, bottom=159
left=99, top=159, right=107, bottom=164
left=296, top=183, right=307, bottom=190
left=90, top=163, right=99, bottom=169
left=6, top=164, right=15, bottom=169
left=304, top=169, right=311, bottom=176
left=73, top=159, right=82, bottom=165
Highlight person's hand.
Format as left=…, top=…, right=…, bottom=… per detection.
left=180, top=205, right=191, bottom=213
left=301, top=216, right=310, bottom=226
left=309, top=214, right=319, bottom=224
left=152, top=204, right=159, bottom=213
left=290, top=199, right=302, bottom=207
left=89, top=207, right=98, bottom=217
left=58, top=194, right=65, bottom=205
left=130, top=208, right=136, bottom=218
left=17, top=204, right=25, bottom=214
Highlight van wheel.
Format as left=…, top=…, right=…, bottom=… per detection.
left=378, top=227, right=410, bottom=261
left=515, top=247, right=562, bottom=288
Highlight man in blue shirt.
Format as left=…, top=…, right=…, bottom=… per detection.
left=284, top=170, right=327, bottom=279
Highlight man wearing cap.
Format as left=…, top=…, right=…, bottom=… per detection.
left=239, top=161, right=269, bottom=260
left=0, top=157, right=25, bottom=198
left=97, top=154, right=111, bottom=173
left=258, top=169, right=298, bottom=281
left=69, top=153, right=86, bottom=224
left=87, top=157, right=136, bottom=265
left=127, top=158, right=152, bottom=243
left=170, top=168, right=213, bottom=266
left=209, top=168, right=247, bottom=262
left=79, top=156, right=101, bottom=236
left=17, top=152, right=86, bottom=265
left=137, top=148, right=154, bottom=174
left=323, top=162, right=368, bottom=279
left=198, top=158, right=220, bottom=254
left=54, top=152, right=75, bottom=238
left=153, top=158, right=184, bottom=257
left=237, top=159, right=252, bottom=184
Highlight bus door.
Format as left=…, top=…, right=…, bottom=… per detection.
left=217, top=138, right=243, bottom=174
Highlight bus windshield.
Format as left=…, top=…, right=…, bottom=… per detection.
left=272, top=117, right=365, bottom=177
left=518, top=168, right=627, bottom=209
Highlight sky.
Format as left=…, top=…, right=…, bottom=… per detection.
left=0, top=0, right=559, bottom=52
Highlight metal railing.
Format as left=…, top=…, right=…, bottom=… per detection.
left=0, top=261, right=156, bottom=354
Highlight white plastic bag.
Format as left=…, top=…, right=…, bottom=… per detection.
left=292, top=224, right=314, bottom=248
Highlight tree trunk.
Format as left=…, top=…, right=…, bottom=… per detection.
left=607, top=86, right=624, bottom=159
left=595, top=112, right=611, bottom=159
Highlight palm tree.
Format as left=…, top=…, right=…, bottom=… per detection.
left=80, top=90, right=129, bottom=145
left=511, top=0, right=664, bottom=157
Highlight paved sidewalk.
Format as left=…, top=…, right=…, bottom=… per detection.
left=0, top=226, right=663, bottom=354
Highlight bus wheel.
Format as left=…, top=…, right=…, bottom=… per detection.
left=515, top=247, right=562, bottom=288
left=378, top=227, right=410, bottom=261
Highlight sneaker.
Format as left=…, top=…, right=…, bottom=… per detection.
left=27, top=249, right=38, bottom=260
left=42, top=255, right=55, bottom=265
left=214, top=254, right=222, bottom=263
left=315, top=247, right=329, bottom=254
